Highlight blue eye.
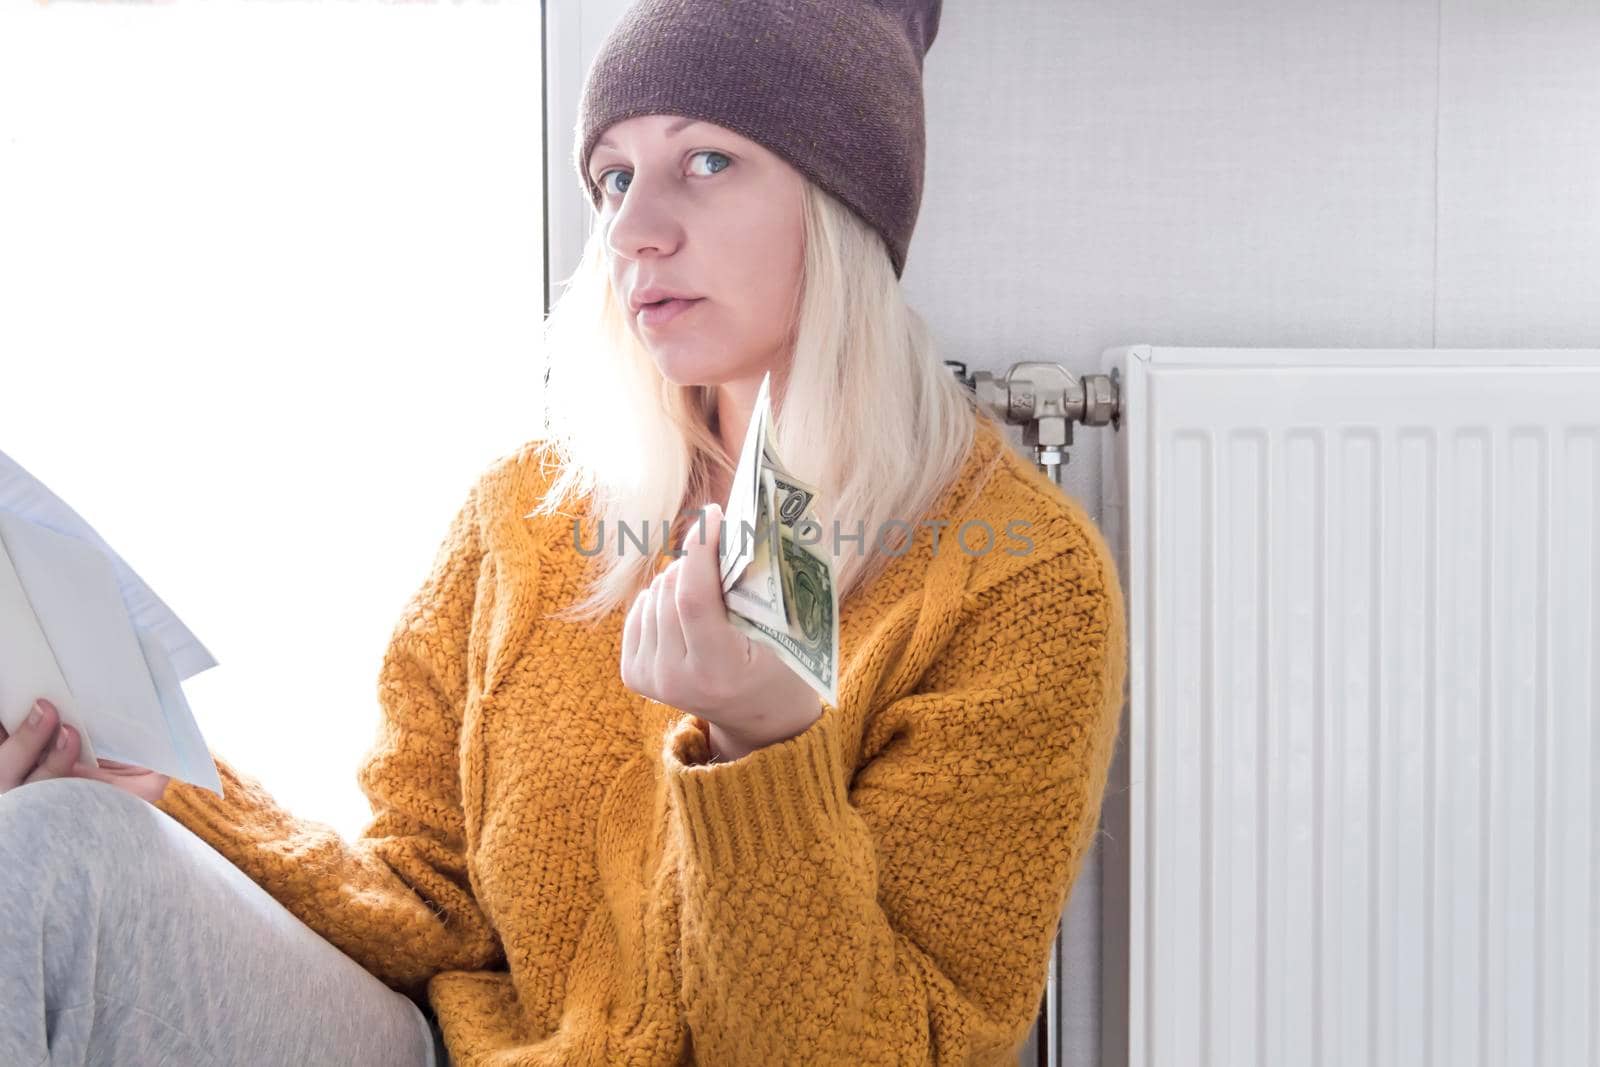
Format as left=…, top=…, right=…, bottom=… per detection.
left=688, top=150, right=732, bottom=176
left=596, top=150, right=731, bottom=197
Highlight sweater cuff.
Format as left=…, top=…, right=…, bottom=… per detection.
left=661, top=703, right=850, bottom=872
left=152, top=758, right=262, bottom=843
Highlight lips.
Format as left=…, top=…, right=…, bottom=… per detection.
left=637, top=296, right=703, bottom=326
left=630, top=286, right=702, bottom=312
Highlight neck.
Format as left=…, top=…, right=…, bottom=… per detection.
left=706, top=369, right=783, bottom=503
left=713, top=383, right=757, bottom=462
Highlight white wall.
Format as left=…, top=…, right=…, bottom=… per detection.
left=914, top=5, right=1599, bottom=1065
left=551, top=3, right=1600, bottom=1063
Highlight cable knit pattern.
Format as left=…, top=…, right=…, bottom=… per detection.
left=152, top=416, right=1128, bottom=1066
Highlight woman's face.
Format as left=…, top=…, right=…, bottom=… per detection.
left=587, top=114, right=807, bottom=387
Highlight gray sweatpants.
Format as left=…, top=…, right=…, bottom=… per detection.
left=1, top=776, right=450, bottom=1066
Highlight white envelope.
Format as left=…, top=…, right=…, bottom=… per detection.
left=0, top=450, right=221, bottom=795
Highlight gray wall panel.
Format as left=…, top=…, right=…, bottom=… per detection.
left=1437, top=1, right=1600, bottom=346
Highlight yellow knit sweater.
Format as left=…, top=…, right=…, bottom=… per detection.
left=153, top=414, right=1128, bottom=1066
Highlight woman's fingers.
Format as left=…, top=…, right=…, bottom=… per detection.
left=95, top=759, right=148, bottom=775
left=0, top=700, right=69, bottom=793
left=654, top=566, right=686, bottom=662
left=621, top=587, right=643, bottom=662
left=23, top=718, right=80, bottom=785
left=678, top=507, right=730, bottom=669
left=636, top=585, right=658, bottom=668
left=0, top=699, right=171, bottom=805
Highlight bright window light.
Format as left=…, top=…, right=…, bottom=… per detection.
left=0, top=2, right=546, bottom=841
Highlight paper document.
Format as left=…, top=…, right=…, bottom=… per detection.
left=0, top=448, right=222, bottom=795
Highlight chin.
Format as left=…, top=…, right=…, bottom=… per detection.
left=649, top=347, right=747, bottom=388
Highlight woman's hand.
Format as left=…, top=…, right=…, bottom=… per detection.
left=0, top=698, right=171, bottom=804
left=621, top=503, right=822, bottom=761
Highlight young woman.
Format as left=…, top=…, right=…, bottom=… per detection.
left=0, top=1, right=1127, bottom=1064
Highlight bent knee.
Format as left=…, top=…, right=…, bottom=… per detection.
left=0, top=777, right=177, bottom=881
left=1, top=775, right=151, bottom=823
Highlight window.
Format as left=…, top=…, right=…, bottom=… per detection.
left=0, top=2, right=545, bottom=840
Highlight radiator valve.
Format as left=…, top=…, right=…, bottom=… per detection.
left=967, top=362, right=1120, bottom=485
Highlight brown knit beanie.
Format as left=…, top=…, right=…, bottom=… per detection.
left=575, top=0, right=943, bottom=279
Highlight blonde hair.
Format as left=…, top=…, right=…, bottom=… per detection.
left=528, top=178, right=983, bottom=625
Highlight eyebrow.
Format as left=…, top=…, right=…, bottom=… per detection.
left=595, top=117, right=704, bottom=152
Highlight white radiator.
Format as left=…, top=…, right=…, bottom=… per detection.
left=1095, top=346, right=1600, bottom=1067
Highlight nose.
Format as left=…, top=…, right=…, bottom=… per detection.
left=602, top=172, right=684, bottom=262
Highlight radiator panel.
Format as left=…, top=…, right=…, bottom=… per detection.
left=1099, top=347, right=1600, bottom=1067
